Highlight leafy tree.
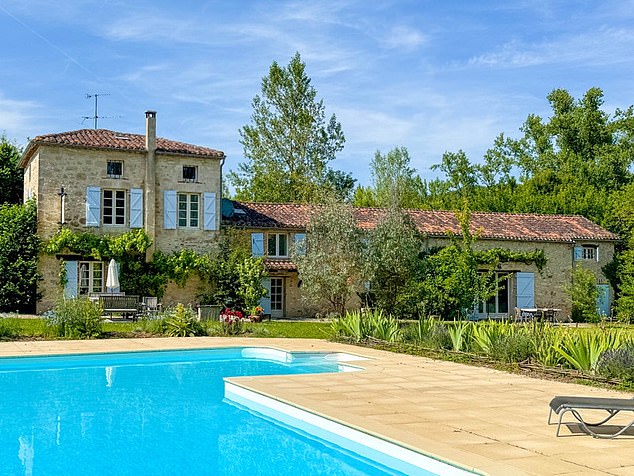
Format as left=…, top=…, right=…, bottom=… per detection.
left=229, top=52, right=346, bottom=203
left=0, top=200, right=39, bottom=312
left=236, top=257, right=267, bottom=313
left=0, top=135, right=23, bottom=204
left=294, top=199, right=364, bottom=315
left=355, top=147, right=426, bottom=208
left=365, top=206, right=421, bottom=316
left=614, top=250, right=634, bottom=323
left=565, top=264, right=600, bottom=323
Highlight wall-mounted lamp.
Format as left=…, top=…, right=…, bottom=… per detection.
left=58, top=186, right=67, bottom=226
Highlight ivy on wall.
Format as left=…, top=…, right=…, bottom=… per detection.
left=475, top=248, right=548, bottom=272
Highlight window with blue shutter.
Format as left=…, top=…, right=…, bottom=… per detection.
left=129, top=188, right=143, bottom=228
left=86, top=186, right=101, bottom=227
left=251, top=233, right=264, bottom=257
left=573, top=246, right=583, bottom=261
left=64, top=260, right=78, bottom=298
left=164, top=190, right=177, bottom=229
left=203, top=192, right=217, bottom=231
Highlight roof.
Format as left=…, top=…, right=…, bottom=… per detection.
left=20, top=128, right=224, bottom=167
left=264, top=259, right=298, bottom=272
left=225, top=201, right=619, bottom=243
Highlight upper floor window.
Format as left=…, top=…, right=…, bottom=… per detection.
left=182, top=166, right=197, bottom=182
left=268, top=233, right=288, bottom=257
left=574, top=245, right=599, bottom=262
left=178, top=193, right=199, bottom=228
left=103, top=189, right=126, bottom=226
left=107, top=161, right=123, bottom=179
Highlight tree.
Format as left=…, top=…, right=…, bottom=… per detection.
left=365, top=206, right=421, bottom=316
left=354, top=147, right=426, bottom=209
left=294, top=199, right=364, bottom=315
left=0, top=200, right=39, bottom=312
left=229, top=52, right=346, bottom=203
left=565, top=265, right=600, bottom=323
left=0, top=135, right=23, bottom=204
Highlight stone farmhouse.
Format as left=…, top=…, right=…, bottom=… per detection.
left=20, top=112, right=224, bottom=312
left=223, top=201, right=618, bottom=319
left=21, top=113, right=619, bottom=318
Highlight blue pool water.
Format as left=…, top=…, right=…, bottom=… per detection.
left=0, top=348, right=467, bottom=475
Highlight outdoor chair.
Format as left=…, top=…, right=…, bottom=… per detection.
left=141, top=296, right=161, bottom=318
left=548, top=395, right=634, bottom=439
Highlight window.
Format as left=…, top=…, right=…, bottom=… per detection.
left=478, top=273, right=509, bottom=315
left=582, top=246, right=597, bottom=261
left=103, top=189, right=126, bottom=225
left=107, top=161, right=123, bottom=178
left=267, top=233, right=288, bottom=257
left=178, top=193, right=199, bottom=228
left=78, top=262, right=104, bottom=295
left=182, top=166, right=197, bottom=182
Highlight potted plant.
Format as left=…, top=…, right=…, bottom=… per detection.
left=249, top=305, right=264, bottom=323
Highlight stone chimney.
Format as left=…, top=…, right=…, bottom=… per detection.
left=144, top=111, right=157, bottom=258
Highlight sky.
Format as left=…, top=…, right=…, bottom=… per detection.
left=1, top=0, right=634, bottom=186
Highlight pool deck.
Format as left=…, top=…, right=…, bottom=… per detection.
left=1, top=337, right=633, bottom=475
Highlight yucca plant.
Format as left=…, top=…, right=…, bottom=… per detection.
left=367, top=310, right=401, bottom=342
left=446, top=320, right=471, bottom=352
left=330, top=310, right=370, bottom=342
left=554, top=329, right=624, bottom=372
left=529, top=322, right=564, bottom=367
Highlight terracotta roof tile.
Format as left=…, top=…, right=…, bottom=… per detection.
left=20, top=128, right=224, bottom=166
left=225, top=201, right=619, bottom=243
left=264, top=259, right=297, bottom=272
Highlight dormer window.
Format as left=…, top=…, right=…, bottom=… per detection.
left=182, top=166, right=197, bottom=182
left=107, top=161, right=123, bottom=179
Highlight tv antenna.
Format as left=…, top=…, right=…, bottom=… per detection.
left=83, top=93, right=111, bottom=129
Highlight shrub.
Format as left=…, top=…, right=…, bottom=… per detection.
left=330, top=310, right=370, bottom=342
left=403, top=318, right=451, bottom=350
left=367, top=310, right=401, bottom=342
left=164, top=303, right=204, bottom=337
left=597, top=344, right=634, bottom=382
left=48, top=298, right=103, bottom=339
left=487, top=331, right=534, bottom=363
left=554, top=329, right=624, bottom=372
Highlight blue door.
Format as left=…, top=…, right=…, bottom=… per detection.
left=596, top=284, right=610, bottom=317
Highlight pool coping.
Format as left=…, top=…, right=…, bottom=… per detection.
left=1, top=337, right=633, bottom=475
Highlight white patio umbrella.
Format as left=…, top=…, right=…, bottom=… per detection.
left=106, top=259, right=120, bottom=293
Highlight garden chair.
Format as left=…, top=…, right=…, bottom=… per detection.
left=548, top=395, right=634, bottom=438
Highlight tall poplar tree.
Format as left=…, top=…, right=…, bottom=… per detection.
left=229, top=52, right=349, bottom=203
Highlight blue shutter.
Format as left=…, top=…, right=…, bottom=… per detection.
left=596, top=284, right=610, bottom=317
left=516, top=272, right=535, bottom=309
left=129, top=188, right=143, bottom=228
left=64, top=260, right=78, bottom=298
left=294, top=233, right=306, bottom=256
left=574, top=246, right=583, bottom=261
left=251, top=233, right=264, bottom=257
left=259, top=277, right=271, bottom=314
left=164, top=190, right=177, bottom=229
left=86, top=186, right=101, bottom=227
left=203, top=192, right=217, bottom=231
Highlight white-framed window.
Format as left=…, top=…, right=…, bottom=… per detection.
left=182, top=166, right=197, bottom=182
left=478, top=272, right=509, bottom=315
left=267, top=233, right=288, bottom=257
left=78, top=261, right=104, bottom=295
left=178, top=193, right=199, bottom=228
left=582, top=246, right=598, bottom=261
left=102, top=189, right=126, bottom=226
left=107, top=161, right=123, bottom=178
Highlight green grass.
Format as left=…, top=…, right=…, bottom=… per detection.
left=0, top=318, right=332, bottom=340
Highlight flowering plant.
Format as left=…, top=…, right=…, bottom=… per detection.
left=249, top=306, right=264, bottom=316
left=220, top=308, right=245, bottom=335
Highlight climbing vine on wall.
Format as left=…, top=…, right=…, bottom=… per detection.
left=475, top=248, right=547, bottom=272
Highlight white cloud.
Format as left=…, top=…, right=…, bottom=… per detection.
left=0, top=94, right=41, bottom=142
left=380, top=26, right=426, bottom=50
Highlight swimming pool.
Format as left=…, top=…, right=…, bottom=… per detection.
left=0, top=347, right=477, bottom=475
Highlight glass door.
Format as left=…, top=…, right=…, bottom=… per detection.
left=270, top=277, right=284, bottom=318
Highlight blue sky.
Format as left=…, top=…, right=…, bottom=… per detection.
left=1, top=1, right=633, bottom=186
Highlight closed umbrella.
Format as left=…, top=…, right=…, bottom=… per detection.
left=106, top=259, right=120, bottom=293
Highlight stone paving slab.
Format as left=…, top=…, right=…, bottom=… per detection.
left=0, top=337, right=633, bottom=475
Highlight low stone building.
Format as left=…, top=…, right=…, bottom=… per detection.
left=223, top=201, right=618, bottom=319
left=20, top=112, right=225, bottom=312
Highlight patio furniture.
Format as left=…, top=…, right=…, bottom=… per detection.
left=141, top=296, right=162, bottom=318
left=99, top=294, right=140, bottom=320
left=548, top=395, right=634, bottom=438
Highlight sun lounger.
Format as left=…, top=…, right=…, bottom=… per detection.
left=548, top=395, right=634, bottom=439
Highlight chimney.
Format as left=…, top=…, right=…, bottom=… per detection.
left=145, top=110, right=157, bottom=152
left=144, top=111, right=157, bottom=258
